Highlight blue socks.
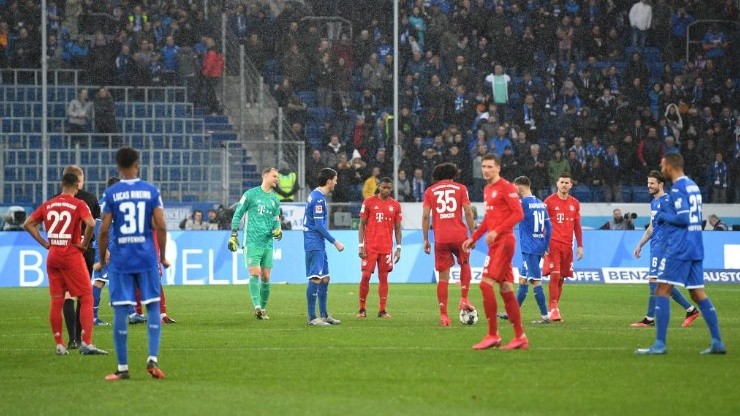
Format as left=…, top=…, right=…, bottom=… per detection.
left=697, top=298, right=722, bottom=342
left=318, top=282, right=329, bottom=317
left=145, top=302, right=161, bottom=358
left=112, top=305, right=129, bottom=366
left=92, top=285, right=102, bottom=319
left=533, top=285, right=548, bottom=316
left=646, top=282, right=657, bottom=318
left=670, top=286, right=692, bottom=310
left=516, top=284, right=528, bottom=306
left=654, top=296, right=670, bottom=346
left=306, top=280, right=319, bottom=321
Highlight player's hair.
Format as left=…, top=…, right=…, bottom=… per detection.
left=481, top=153, right=501, bottom=165
left=379, top=176, right=393, bottom=185
left=107, top=176, right=120, bottom=187
left=262, top=167, right=278, bottom=176
left=116, top=146, right=139, bottom=168
left=648, top=170, right=665, bottom=183
left=317, top=168, right=337, bottom=186
left=432, top=163, right=458, bottom=181
left=558, top=171, right=572, bottom=179
left=663, top=153, right=684, bottom=170
left=62, top=173, right=79, bottom=187
left=63, top=164, right=83, bottom=177
left=513, top=176, right=531, bottom=187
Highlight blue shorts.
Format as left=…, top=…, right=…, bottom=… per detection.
left=648, top=249, right=664, bottom=278
left=521, top=253, right=543, bottom=281
left=656, top=258, right=704, bottom=289
left=108, top=268, right=161, bottom=306
left=92, top=267, right=109, bottom=283
left=305, top=250, right=329, bottom=279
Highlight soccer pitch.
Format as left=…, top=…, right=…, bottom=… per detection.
left=1, top=284, right=738, bottom=416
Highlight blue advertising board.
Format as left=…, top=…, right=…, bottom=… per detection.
left=1, top=230, right=738, bottom=288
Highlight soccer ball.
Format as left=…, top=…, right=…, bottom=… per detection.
left=459, top=308, right=478, bottom=325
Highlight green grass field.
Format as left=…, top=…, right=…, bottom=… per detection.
left=0, top=284, right=738, bottom=416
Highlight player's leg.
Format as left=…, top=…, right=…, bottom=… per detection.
left=246, top=248, right=264, bottom=317
left=48, top=269, right=67, bottom=352
left=473, top=271, right=502, bottom=350
left=316, top=251, right=336, bottom=322
left=106, top=271, right=134, bottom=380
left=435, top=243, right=453, bottom=325
left=305, top=251, right=321, bottom=323
left=62, top=294, right=78, bottom=349
left=637, top=258, right=676, bottom=354
left=546, top=248, right=562, bottom=320
left=531, top=280, right=549, bottom=323
left=633, top=256, right=660, bottom=327
left=496, top=237, right=527, bottom=349
left=669, top=286, right=700, bottom=327
left=92, top=279, right=109, bottom=325
left=686, top=262, right=725, bottom=354
left=258, top=248, right=273, bottom=318
left=67, top=259, right=107, bottom=355
left=139, top=269, right=165, bottom=378
left=358, top=253, right=376, bottom=317
left=454, top=243, right=474, bottom=310
left=128, top=286, right=146, bottom=324
left=377, top=253, right=392, bottom=318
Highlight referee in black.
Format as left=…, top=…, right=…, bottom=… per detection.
left=61, top=165, right=100, bottom=349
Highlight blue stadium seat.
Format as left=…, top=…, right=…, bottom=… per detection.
left=621, top=187, right=633, bottom=203
left=631, top=186, right=651, bottom=203
left=591, top=186, right=605, bottom=202
left=572, top=185, right=592, bottom=202
left=296, top=91, right=318, bottom=107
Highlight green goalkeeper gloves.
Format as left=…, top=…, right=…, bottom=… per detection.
left=272, top=228, right=283, bottom=241
left=227, top=232, right=239, bottom=252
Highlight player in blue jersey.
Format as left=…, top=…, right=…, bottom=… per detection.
left=636, top=154, right=726, bottom=355
left=91, top=176, right=121, bottom=326
left=98, top=147, right=168, bottom=379
left=509, top=176, right=552, bottom=324
left=631, top=170, right=700, bottom=328
left=303, top=168, right=345, bottom=325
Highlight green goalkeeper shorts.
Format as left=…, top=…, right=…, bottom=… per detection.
left=244, top=245, right=273, bottom=269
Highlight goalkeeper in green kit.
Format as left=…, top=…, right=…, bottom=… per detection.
left=228, top=167, right=283, bottom=320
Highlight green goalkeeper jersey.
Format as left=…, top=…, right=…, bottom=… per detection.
left=231, top=186, right=281, bottom=249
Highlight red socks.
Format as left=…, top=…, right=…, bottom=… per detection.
left=50, top=296, right=64, bottom=345
left=159, top=285, right=167, bottom=314
left=549, top=272, right=561, bottom=310
left=501, top=291, right=524, bottom=338
left=78, top=294, right=94, bottom=345
left=437, top=280, right=449, bottom=316
left=460, top=263, right=471, bottom=300
left=359, top=272, right=371, bottom=310
left=378, top=272, right=389, bottom=311
left=479, top=280, right=498, bottom=336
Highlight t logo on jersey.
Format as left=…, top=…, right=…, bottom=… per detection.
left=556, top=213, right=565, bottom=223
left=375, top=212, right=384, bottom=222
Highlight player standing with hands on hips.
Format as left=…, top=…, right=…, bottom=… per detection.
left=228, top=167, right=282, bottom=320
left=24, top=173, right=108, bottom=356
left=543, top=172, right=583, bottom=322
left=98, top=147, right=167, bottom=380
left=636, top=154, right=726, bottom=355
left=303, top=168, right=345, bottom=326
left=422, top=162, right=476, bottom=326
left=357, top=177, right=402, bottom=319
left=463, top=154, right=527, bottom=350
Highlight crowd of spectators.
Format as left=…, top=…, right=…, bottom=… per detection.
left=0, top=0, right=738, bottom=203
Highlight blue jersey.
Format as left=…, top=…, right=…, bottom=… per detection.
left=303, top=188, right=336, bottom=251
left=662, top=176, right=703, bottom=261
left=649, top=193, right=670, bottom=255
left=519, top=195, right=552, bottom=255
left=101, top=178, right=163, bottom=273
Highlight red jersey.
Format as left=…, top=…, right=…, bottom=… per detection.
left=359, top=195, right=402, bottom=253
left=471, top=178, right=524, bottom=242
left=544, top=193, right=583, bottom=247
left=29, top=194, right=93, bottom=268
left=423, top=180, right=471, bottom=243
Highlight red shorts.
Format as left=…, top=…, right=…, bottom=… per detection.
left=434, top=241, right=469, bottom=271
left=543, top=241, right=574, bottom=278
left=361, top=251, right=394, bottom=274
left=482, top=234, right=515, bottom=283
left=47, top=255, right=91, bottom=298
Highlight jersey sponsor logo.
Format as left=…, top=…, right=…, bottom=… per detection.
left=602, top=267, right=649, bottom=283
left=375, top=212, right=384, bottom=222
left=555, top=213, right=565, bottom=223
left=315, top=204, right=323, bottom=214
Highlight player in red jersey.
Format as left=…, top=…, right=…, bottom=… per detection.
left=542, top=172, right=583, bottom=322
left=23, top=173, right=107, bottom=355
left=358, top=177, right=402, bottom=318
left=463, top=154, right=527, bottom=350
left=422, top=162, right=476, bottom=326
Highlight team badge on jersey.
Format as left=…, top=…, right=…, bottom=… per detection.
left=315, top=204, right=323, bottom=213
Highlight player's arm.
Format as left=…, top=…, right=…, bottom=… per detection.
left=312, top=203, right=337, bottom=245
left=574, top=201, right=584, bottom=260
left=98, top=212, right=113, bottom=266
left=393, top=216, right=402, bottom=264
left=463, top=203, right=475, bottom=235
left=230, top=193, right=249, bottom=232
left=464, top=215, right=488, bottom=251
left=633, top=222, right=653, bottom=258
left=421, top=204, right=432, bottom=254
left=23, top=216, right=50, bottom=249
left=358, top=215, right=367, bottom=259
left=78, top=215, right=95, bottom=252
left=543, top=210, right=552, bottom=247
left=152, top=207, right=167, bottom=264
left=272, top=200, right=282, bottom=240
left=655, top=193, right=690, bottom=226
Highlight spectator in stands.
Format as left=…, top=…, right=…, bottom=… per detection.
left=115, top=44, right=134, bottom=85
left=707, top=214, right=729, bottom=231
left=133, top=38, right=156, bottom=87
left=0, top=21, right=9, bottom=70
left=396, top=169, right=412, bottom=202
left=87, top=32, right=116, bottom=87
left=733, top=129, right=740, bottom=202
left=586, top=136, right=606, bottom=160
left=500, top=145, right=520, bottom=182
left=206, top=209, right=220, bottom=230
left=321, top=133, right=345, bottom=168
left=184, top=209, right=208, bottom=230
left=484, top=63, right=511, bottom=111
left=67, top=88, right=92, bottom=139
left=567, top=149, right=584, bottom=186
left=160, top=35, right=180, bottom=85
left=702, top=25, right=730, bottom=73
left=629, top=0, right=652, bottom=48
left=368, top=147, right=393, bottom=178
left=201, top=37, right=223, bottom=115
left=93, top=87, right=116, bottom=147
left=306, top=149, right=326, bottom=190
left=671, top=7, right=693, bottom=61
left=709, top=151, right=729, bottom=203
left=12, top=27, right=38, bottom=70
left=524, top=143, right=549, bottom=198
left=362, top=52, right=389, bottom=97
left=410, top=167, right=427, bottom=202
left=603, top=144, right=623, bottom=202
left=63, top=33, right=89, bottom=70
left=487, top=125, right=513, bottom=157
left=363, top=166, right=382, bottom=199
left=281, top=43, right=308, bottom=89
left=275, top=162, right=299, bottom=203
left=585, top=155, right=606, bottom=190
left=600, top=209, right=636, bottom=230
left=47, top=34, right=63, bottom=69
left=548, top=149, right=570, bottom=193
left=638, top=126, right=664, bottom=175
left=333, top=154, right=359, bottom=203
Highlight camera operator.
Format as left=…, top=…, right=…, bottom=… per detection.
left=600, top=208, right=636, bottom=230
left=1, top=206, right=27, bottom=231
